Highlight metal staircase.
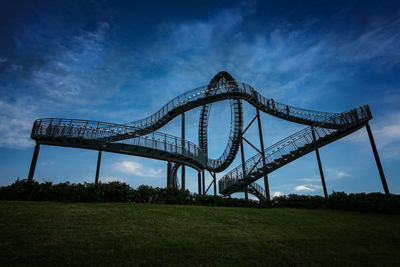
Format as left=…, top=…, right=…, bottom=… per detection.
left=236, top=182, right=266, bottom=199
left=29, top=71, right=387, bottom=197
left=31, top=78, right=343, bottom=173
left=218, top=105, right=372, bottom=196
left=32, top=118, right=208, bottom=170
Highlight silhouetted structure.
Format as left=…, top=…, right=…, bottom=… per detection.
left=27, top=71, right=390, bottom=199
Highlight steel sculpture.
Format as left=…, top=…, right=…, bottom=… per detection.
left=27, top=71, right=390, bottom=199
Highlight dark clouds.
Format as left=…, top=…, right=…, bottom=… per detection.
left=0, top=0, right=399, bottom=194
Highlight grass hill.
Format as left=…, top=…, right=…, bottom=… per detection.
left=1, top=201, right=399, bottom=266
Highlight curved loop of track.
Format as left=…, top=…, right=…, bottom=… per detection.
left=31, top=72, right=372, bottom=195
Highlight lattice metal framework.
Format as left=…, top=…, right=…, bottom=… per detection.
left=28, top=71, right=389, bottom=199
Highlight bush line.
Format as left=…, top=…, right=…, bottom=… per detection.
left=1, top=179, right=399, bottom=213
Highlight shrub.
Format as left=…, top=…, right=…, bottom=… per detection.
left=0, top=179, right=399, bottom=213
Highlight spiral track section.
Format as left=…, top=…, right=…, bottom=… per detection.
left=30, top=71, right=372, bottom=196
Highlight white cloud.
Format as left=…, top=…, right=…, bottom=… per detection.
left=146, top=3, right=400, bottom=112
left=294, top=185, right=314, bottom=192
left=335, top=171, right=350, bottom=179
left=294, top=184, right=322, bottom=192
left=1, top=2, right=399, bottom=193
left=343, top=112, right=400, bottom=159
left=0, top=98, right=36, bottom=148
left=0, top=58, right=7, bottom=63
left=114, top=160, right=163, bottom=178
left=30, top=21, right=131, bottom=104
left=273, top=191, right=282, bottom=197
left=336, top=17, right=400, bottom=67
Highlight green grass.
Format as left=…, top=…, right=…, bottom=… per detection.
left=0, top=201, right=399, bottom=266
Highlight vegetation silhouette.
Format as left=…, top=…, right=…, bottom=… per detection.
left=1, top=179, right=399, bottom=213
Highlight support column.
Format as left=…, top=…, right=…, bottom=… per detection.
left=28, top=143, right=40, bottom=181
left=181, top=113, right=185, bottom=190
left=256, top=108, right=270, bottom=200
left=311, top=128, right=328, bottom=198
left=366, top=123, right=389, bottom=194
left=315, top=148, right=328, bottom=198
left=213, top=172, right=217, bottom=196
left=202, top=170, right=205, bottom=195
left=198, top=170, right=202, bottom=195
left=240, top=132, right=248, bottom=201
left=167, top=161, right=172, bottom=188
left=95, top=151, right=102, bottom=185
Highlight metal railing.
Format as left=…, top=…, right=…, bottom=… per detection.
left=121, top=81, right=339, bottom=171
left=32, top=118, right=207, bottom=167
left=31, top=82, right=363, bottom=176
left=219, top=105, right=371, bottom=194
left=249, top=182, right=266, bottom=198
left=126, top=81, right=336, bottom=129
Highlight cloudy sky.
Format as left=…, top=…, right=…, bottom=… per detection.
left=0, top=0, right=399, bottom=197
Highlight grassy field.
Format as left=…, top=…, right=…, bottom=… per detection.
left=0, top=201, right=399, bottom=266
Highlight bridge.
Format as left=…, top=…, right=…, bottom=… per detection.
left=27, top=71, right=390, bottom=199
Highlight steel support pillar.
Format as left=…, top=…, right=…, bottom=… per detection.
left=366, top=123, right=389, bottom=194
left=28, top=143, right=40, bottom=181
left=202, top=170, right=205, bottom=195
left=311, top=128, right=328, bottom=198
left=167, top=161, right=172, bottom=188
left=315, top=149, right=328, bottom=198
left=213, top=172, right=217, bottom=196
left=198, top=170, right=202, bottom=195
left=256, top=108, right=270, bottom=199
left=181, top=113, right=185, bottom=190
left=205, top=178, right=214, bottom=195
left=239, top=132, right=248, bottom=201
left=95, top=151, right=102, bottom=185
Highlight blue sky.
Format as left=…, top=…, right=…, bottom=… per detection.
left=0, top=0, right=399, bottom=197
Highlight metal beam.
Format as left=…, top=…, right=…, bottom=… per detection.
left=242, top=136, right=261, bottom=154
left=213, top=172, right=217, bottom=196
left=181, top=113, right=185, bottom=190
left=242, top=115, right=257, bottom=135
left=28, top=143, right=40, bottom=181
left=366, top=123, right=389, bottom=194
left=256, top=108, right=270, bottom=200
left=315, top=148, right=328, bottom=198
left=202, top=170, right=205, bottom=195
left=311, top=127, right=328, bottom=198
left=198, top=170, right=202, bottom=195
left=239, top=131, right=248, bottom=201
left=207, top=171, right=217, bottom=196
left=249, top=184, right=257, bottom=194
left=95, top=151, right=102, bottom=185
left=205, top=179, right=214, bottom=194
left=167, top=161, right=172, bottom=188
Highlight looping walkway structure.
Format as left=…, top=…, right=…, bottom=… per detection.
left=28, top=71, right=390, bottom=199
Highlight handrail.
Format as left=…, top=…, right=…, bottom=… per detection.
left=32, top=118, right=207, bottom=167
left=30, top=75, right=370, bottom=183
left=125, top=81, right=335, bottom=129
left=218, top=105, right=371, bottom=194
